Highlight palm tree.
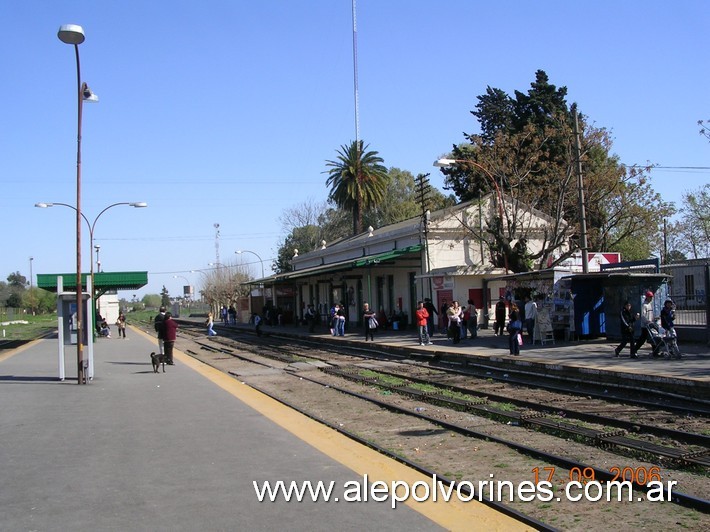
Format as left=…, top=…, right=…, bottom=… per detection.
left=325, top=140, right=389, bottom=235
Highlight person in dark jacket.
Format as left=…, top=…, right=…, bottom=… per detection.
left=614, top=301, right=637, bottom=358
left=494, top=298, right=507, bottom=336
left=154, top=306, right=166, bottom=355
left=162, top=312, right=178, bottom=365
left=507, top=303, right=522, bottom=355
left=424, top=298, right=437, bottom=338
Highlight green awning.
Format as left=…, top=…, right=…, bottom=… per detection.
left=352, top=244, right=423, bottom=267
left=37, top=271, right=148, bottom=292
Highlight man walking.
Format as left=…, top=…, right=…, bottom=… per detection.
left=614, top=301, right=637, bottom=358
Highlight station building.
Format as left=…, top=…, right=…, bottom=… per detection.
left=256, top=194, right=563, bottom=330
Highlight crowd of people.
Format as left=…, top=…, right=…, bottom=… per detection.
left=200, top=290, right=678, bottom=360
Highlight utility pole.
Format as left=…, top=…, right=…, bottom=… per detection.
left=415, top=173, right=432, bottom=299
left=573, top=106, right=589, bottom=273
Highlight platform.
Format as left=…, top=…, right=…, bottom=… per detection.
left=0, top=329, right=530, bottom=531
left=212, top=319, right=710, bottom=400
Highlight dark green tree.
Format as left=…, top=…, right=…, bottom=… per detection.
left=325, top=140, right=389, bottom=235
left=439, top=70, right=672, bottom=271
left=160, top=286, right=170, bottom=308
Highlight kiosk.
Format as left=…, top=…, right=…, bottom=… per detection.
left=56, top=276, right=94, bottom=381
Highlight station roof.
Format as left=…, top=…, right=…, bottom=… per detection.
left=37, top=271, right=148, bottom=292
left=251, top=245, right=423, bottom=284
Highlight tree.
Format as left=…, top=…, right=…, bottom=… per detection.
left=325, top=140, right=389, bottom=235
left=439, top=70, right=672, bottom=271
left=7, top=272, right=27, bottom=289
left=142, top=294, right=161, bottom=309
left=699, top=119, right=710, bottom=141
left=666, top=184, right=710, bottom=259
left=364, top=168, right=456, bottom=230
left=160, top=286, right=171, bottom=308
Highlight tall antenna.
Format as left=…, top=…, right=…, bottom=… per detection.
left=352, top=0, right=360, bottom=144
left=214, top=223, right=221, bottom=266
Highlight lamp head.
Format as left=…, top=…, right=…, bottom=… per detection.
left=434, top=158, right=457, bottom=168
left=35, top=202, right=52, bottom=208
left=58, top=24, right=85, bottom=45
left=129, top=202, right=148, bottom=208
left=82, top=84, right=99, bottom=103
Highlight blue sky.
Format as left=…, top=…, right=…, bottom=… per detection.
left=2, top=1, right=708, bottom=299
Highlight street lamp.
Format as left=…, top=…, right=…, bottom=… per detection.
left=434, top=158, right=509, bottom=273
left=235, top=250, right=265, bottom=279
left=58, top=23, right=99, bottom=384
left=35, top=201, right=147, bottom=332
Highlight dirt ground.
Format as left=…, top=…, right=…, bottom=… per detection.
left=189, top=339, right=709, bottom=531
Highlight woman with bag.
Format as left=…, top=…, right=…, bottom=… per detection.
left=507, top=303, right=522, bottom=355
left=363, top=302, right=377, bottom=341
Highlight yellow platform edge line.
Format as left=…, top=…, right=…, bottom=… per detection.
left=133, top=327, right=531, bottom=531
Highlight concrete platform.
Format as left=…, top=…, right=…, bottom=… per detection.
left=0, top=329, right=529, bottom=531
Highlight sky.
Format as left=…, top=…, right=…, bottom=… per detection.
left=2, top=1, right=708, bottom=299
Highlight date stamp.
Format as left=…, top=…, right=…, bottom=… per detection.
left=532, top=465, right=663, bottom=486
left=529, top=466, right=677, bottom=502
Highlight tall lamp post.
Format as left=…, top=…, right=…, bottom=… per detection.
left=35, top=201, right=147, bottom=332
left=236, top=250, right=265, bottom=317
left=434, top=158, right=508, bottom=273
left=58, top=24, right=100, bottom=384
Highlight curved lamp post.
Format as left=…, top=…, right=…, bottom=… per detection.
left=58, top=23, right=100, bottom=384
left=434, top=158, right=508, bottom=273
left=235, top=250, right=265, bottom=279
left=35, top=201, right=147, bottom=333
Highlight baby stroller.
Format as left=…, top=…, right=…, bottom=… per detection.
left=645, top=321, right=681, bottom=359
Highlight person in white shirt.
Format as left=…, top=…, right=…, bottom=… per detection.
left=524, top=296, right=538, bottom=344
left=633, top=291, right=660, bottom=357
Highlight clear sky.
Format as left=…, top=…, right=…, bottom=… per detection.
left=2, top=1, right=708, bottom=299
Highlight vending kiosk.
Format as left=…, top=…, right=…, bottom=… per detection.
left=56, top=276, right=94, bottom=381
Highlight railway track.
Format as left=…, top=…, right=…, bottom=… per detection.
left=141, top=320, right=710, bottom=524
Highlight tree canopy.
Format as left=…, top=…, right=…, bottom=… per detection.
left=439, top=70, right=672, bottom=271
left=325, top=140, right=389, bottom=235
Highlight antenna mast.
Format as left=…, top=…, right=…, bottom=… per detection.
left=214, top=223, right=221, bottom=266
left=352, top=0, right=360, bottom=144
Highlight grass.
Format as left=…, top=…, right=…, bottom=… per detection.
left=0, top=313, right=57, bottom=341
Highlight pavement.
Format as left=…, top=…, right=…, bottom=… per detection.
left=0, top=328, right=531, bottom=532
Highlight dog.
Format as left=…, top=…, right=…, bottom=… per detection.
left=150, top=351, right=166, bottom=373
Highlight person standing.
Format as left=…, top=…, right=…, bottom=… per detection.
left=508, top=303, right=522, bottom=355
left=162, top=312, right=178, bottom=365
left=440, top=299, right=450, bottom=334
left=363, top=302, right=377, bottom=341
left=154, top=306, right=166, bottom=355
left=446, top=301, right=462, bottom=344
left=206, top=311, right=217, bottom=336
left=614, top=301, right=637, bottom=358
left=633, top=291, right=659, bottom=357
left=468, top=299, right=478, bottom=340
left=467, top=299, right=478, bottom=339
left=115, top=312, right=127, bottom=339
left=415, top=301, right=432, bottom=346
left=336, top=303, right=346, bottom=336
left=305, top=303, right=317, bottom=333
left=423, top=298, right=437, bottom=338
left=494, top=297, right=507, bottom=336
left=228, top=304, right=237, bottom=325
left=460, top=305, right=469, bottom=340
left=524, top=296, right=538, bottom=344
